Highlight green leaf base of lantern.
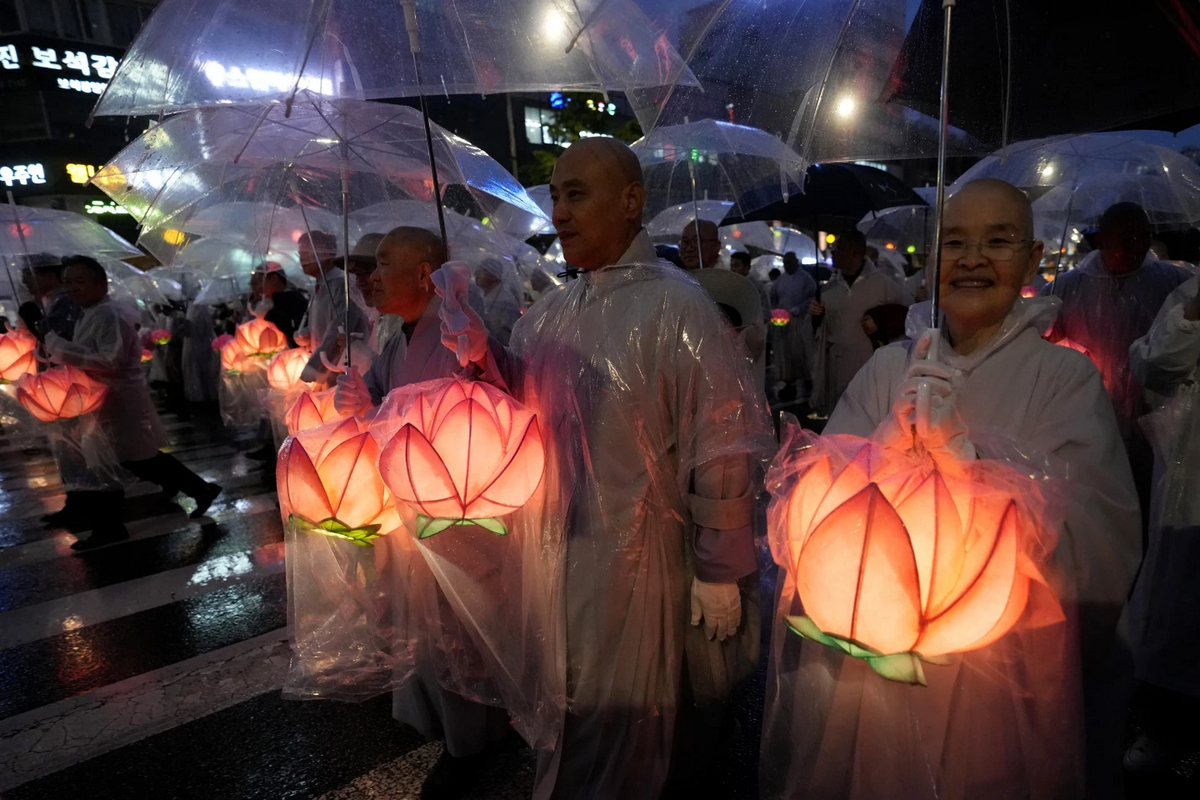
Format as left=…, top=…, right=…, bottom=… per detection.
left=785, top=615, right=949, bottom=686
left=289, top=513, right=382, bottom=547
left=416, top=514, right=508, bottom=539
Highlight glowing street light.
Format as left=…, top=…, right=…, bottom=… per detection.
left=834, top=96, right=856, bottom=119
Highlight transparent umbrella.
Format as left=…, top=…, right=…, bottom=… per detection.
left=349, top=199, right=535, bottom=262
left=857, top=205, right=935, bottom=253
left=91, top=0, right=697, bottom=126
left=648, top=201, right=734, bottom=242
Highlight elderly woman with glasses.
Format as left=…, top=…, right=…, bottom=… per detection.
left=761, top=179, right=1141, bottom=800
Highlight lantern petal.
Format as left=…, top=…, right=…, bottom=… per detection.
left=319, top=433, right=385, bottom=528
left=277, top=437, right=333, bottom=522
left=466, top=416, right=546, bottom=518
left=928, top=486, right=1011, bottom=617
left=796, top=484, right=922, bottom=655
left=379, top=424, right=464, bottom=519
left=916, top=501, right=1022, bottom=656
left=893, top=470, right=963, bottom=616
left=429, top=381, right=471, bottom=437
left=431, top=398, right=505, bottom=504
left=810, top=443, right=877, bottom=527
left=786, top=455, right=834, bottom=567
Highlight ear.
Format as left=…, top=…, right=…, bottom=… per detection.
left=417, top=261, right=434, bottom=287
left=1023, top=241, right=1045, bottom=285
left=622, top=182, right=646, bottom=223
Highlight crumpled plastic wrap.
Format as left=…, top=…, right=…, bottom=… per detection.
left=278, top=415, right=414, bottom=700
left=761, top=420, right=1079, bottom=800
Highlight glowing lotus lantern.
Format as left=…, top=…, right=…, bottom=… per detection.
left=0, top=329, right=37, bottom=384
left=150, top=328, right=172, bottom=345
left=285, top=387, right=345, bottom=434
left=141, top=349, right=154, bottom=364
left=278, top=417, right=399, bottom=546
left=212, top=334, right=234, bottom=352
left=1020, top=286, right=1037, bottom=298
left=267, top=348, right=310, bottom=392
left=773, top=432, right=1061, bottom=685
left=378, top=379, right=545, bottom=538
left=235, top=318, right=286, bottom=358
left=219, top=339, right=254, bottom=375
left=15, top=366, right=107, bottom=422
left=770, top=309, right=791, bottom=327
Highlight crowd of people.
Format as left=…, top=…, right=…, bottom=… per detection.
left=4, top=136, right=1199, bottom=800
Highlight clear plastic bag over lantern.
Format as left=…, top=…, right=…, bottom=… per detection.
left=631, top=119, right=807, bottom=219
left=91, top=0, right=698, bottom=130
left=91, top=96, right=552, bottom=267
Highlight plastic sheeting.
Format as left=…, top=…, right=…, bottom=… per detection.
left=1129, top=276, right=1200, bottom=697
left=762, top=423, right=1075, bottom=799
left=506, top=233, right=775, bottom=795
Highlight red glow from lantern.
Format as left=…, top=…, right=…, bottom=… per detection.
left=771, top=308, right=791, bottom=327
left=378, top=379, right=545, bottom=536
left=15, top=366, right=107, bottom=422
left=285, top=387, right=346, bottom=434
left=150, top=328, right=172, bottom=345
left=234, top=318, right=286, bottom=357
left=141, top=349, right=154, bottom=364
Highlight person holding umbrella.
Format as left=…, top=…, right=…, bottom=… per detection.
left=295, top=231, right=370, bottom=385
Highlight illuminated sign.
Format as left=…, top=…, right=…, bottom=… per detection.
left=0, top=163, right=47, bottom=188
left=56, top=77, right=107, bottom=94
left=66, top=164, right=98, bottom=185
left=0, top=41, right=119, bottom=94
left=84, top=200, right=127, bottom=216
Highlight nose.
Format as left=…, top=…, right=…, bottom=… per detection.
left=552, top=200, right=570, bottom=230
left=956, top=241, right=988, bottom=269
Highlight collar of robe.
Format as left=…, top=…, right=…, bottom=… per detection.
left=904, top=295, right=1062, bottom=373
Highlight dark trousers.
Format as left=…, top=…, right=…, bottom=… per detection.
left=62, top=452, right=208, bottom=534
left=121, top=451, right=209, bottom=499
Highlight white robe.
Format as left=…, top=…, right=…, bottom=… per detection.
left=1128, top=275, right=1200, bottom=697
left=762, top=297, right=1141, bottom=800
left=298, top=268, right=370, bottom=380
left=49, top=296, right=166, bottom=463
left=182, top=303, right=219, bottom=403
left=509, top=230, right=774, bottom=799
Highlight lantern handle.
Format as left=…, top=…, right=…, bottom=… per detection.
left=318, top=325, right=362, bottom=375
left=914, top=328, right=941, bottom=441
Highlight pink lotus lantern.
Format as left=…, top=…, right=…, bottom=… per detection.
left=285, top=387, right=345, bottom=434
left=378, top=379, right=545, bottom=538
left=771, top=308, right=791, bottom=327
left=150, top=328, right=172, bottom=345
left=267, top=348, right=310, bottom=392
left=772, top=432, right=1062, bottom=684
left=0, top=329, right=37, bottom=384
left=277, top=417, right=399, bottom=546
left=15, top=366, right=107, bottom=422
left=235, top=318, right=286, bottom=358
left=220, top=339, right=253, bottom=376
left=212, top=334, right=235, bottom=352
left=141, top=349, right=154, bottom=364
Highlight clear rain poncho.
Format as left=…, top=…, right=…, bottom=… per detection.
left=505, top=232, right=775, bottom=798
left=761, top=296, right=1142, bottom=800
left=1128, top=275, right=1200, bottom=698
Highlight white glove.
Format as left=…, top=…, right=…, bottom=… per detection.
left=333, top=369, right=373, bottom=417
left=432, top=261, right=488, bottom=368
left=690, top=577, right=742, bottom=642
left=891, top=330, right=975, bottom=461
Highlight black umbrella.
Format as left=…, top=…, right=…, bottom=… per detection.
left=887, top=0, right=1200, bottom=149
left=721, top=163, right=926, bottom=227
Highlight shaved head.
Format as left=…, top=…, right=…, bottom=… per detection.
left=550, top=138, right=647, bottom=271
left=680, top=219, right=720, bottom=270
left=381, top=225, right=447, bottom=266
left=373, top=226, right=445, bottom=321
left=947, top=179, right=1034, bottom=240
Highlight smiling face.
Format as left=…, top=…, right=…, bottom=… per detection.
left=939, top=180, right=1043, bottom=345
left=549, top=139, right=645, bottom=271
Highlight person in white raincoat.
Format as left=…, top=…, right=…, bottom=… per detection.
left=807, top=229, right=913, bottom=414
left=332, top=227, right=512, bottom=799
left=466, top=138, right=774, bottom=799
left=472, top=256, right=523, bottom=346
left=1125, top=274, right=1200, bottom=772
left=772, top=253, right=817, bottom=392
left=762, top=180, right=1142, bottom=800
left=295, top=231, right=370, bottom=385
left=45, top=257, right=221, bottom=550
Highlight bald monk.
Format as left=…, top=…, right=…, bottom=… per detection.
left=445, top=137, right=774, bottom=798
left=680, top=218, right=723, bottom=270
left=761, top=179, right=1141, bottom=799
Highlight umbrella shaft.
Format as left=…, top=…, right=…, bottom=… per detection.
left=929, top=0, right=956, bottom=331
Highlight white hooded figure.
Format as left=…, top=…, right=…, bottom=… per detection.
left=471, top=255, right=523, bottom=346
left=762, top=181, right=1141, bottom=800
left=1127, top=274, right=1200, bottom=757
left=294, top=231, right=371, bottom=385
left=464, top=139, right=775, bottom=799
left=807, top=230, right=914, bottom=415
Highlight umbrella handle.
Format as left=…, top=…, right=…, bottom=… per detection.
left=914, top=329, right=941, bottom=440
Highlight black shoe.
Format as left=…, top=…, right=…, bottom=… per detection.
left=419, top=749, right=487, bottom=800
left=42, top=507, right=77, bottom=528
left=245, top=444, right=276, bottom=461
left=71, top=526, right=130, bottom=551
left=190, top=483, right=222, bottom=519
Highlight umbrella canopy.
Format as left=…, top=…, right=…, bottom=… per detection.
left=92, top=96, right=550, bottom=268
left=632, top=119, right=807, bottom=219
left=887, top=0, right=1200, bottom=149
left=1, top=206, right=141, bottom=262
left=723, top=163, right=926, bottom=227
left=647, top=201, right=735, bottom=242
left=951, top=134, right=1200, bottom=229
left=858, top=205, right=936, bottom=252
left=349, top=200, right=535, bottom=262
left=92, top=0, right=697, bottom=127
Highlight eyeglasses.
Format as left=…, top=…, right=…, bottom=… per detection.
left=940, top=237, right=1032, bottom=263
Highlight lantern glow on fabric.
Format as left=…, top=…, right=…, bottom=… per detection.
left=771, top=309, right=791, bottom=327
left=14, top=366, right=107, bottom=422
left=0, top=330, right=37, bottom=383
left=378, top=379, right=545, bottom=538
left=277, top=417, right=399, bottom=547
left=235, top=318, right=286, bottom=357
left=285, top=387, right=345, bottom=435
left=267, top=348, right=310, bottom=392
left=150, top=328, right=172, bottom=345
left=778, top=434, right=1061, bottom=685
